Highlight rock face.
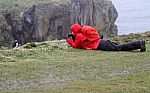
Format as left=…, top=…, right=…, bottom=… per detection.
left=0, top=0, right=118, bottom=47
left=20, top=0, right=118, bottom=44
left=0, top=15, right=13, bottom=48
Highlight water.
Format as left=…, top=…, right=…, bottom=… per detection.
left=112, top=0, right=150, bottom=35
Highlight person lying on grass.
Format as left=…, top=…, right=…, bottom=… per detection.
left=66, top=24, right=146, bottom=52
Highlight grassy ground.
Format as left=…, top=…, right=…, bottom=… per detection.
left=0, top=33, right=150, bottom=93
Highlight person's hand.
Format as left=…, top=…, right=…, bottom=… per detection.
left=66, top=38, right=70, bottom=42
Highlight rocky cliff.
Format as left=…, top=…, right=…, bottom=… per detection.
left=0, top=0, right=118, bottom=47
left=20, top=0, right=118, bottom=44
left=0, top=14, right=13, bottom=48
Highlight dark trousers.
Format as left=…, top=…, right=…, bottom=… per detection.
left=97, top=39, right=142, bottom=51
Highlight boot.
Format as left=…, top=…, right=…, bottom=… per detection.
left=120, top=40, right=146, bottom=52
left=140, top=40, right=146, bottom=52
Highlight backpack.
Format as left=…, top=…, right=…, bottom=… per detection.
left=81, top=26, right=100, bottom=42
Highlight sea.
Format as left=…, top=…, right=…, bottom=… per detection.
left=111, top=0, right=150, bottom=35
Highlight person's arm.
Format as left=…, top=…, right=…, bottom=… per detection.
left=66, top=34, right=86, bottom=48
left=66, top=38, right=81, bottom=48
left=66, top=38, right=74, bottom=48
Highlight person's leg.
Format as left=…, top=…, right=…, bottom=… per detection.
left=97, top=40, right=146, bottom=52
left=97, top=39, right=121, bottom=51
left=120, top=40, right=146, bottom=52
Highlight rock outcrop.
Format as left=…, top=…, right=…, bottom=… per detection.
left=0, top=0, right=118, bottom=47
left=0, top=14, right=13, bottom=48
left=20, top=0, right=118, bottom=44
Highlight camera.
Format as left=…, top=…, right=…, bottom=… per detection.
left=67, top=33, right=75, bottom=41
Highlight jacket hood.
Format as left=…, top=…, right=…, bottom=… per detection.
left=71, top=24, right=82, bottom=34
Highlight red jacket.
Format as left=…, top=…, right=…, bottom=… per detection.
left=66, top=24, right=101, bottom=50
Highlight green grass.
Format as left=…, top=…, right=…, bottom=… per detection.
left=0, top=36, right=150, bottom=93
left=0, top=0, right=70, bottom=12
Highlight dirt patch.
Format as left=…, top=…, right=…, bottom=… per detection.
left=100, top=63, right=150, bottom=77
left=0, top=74, right=66, bottom=90
left=0, top=63, right=150, bottom=90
